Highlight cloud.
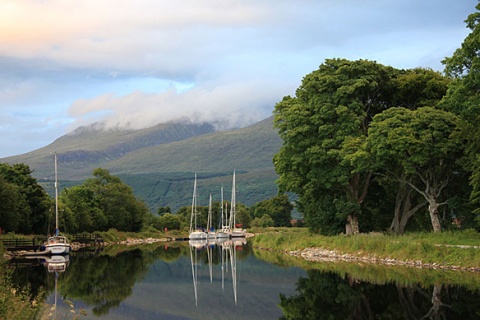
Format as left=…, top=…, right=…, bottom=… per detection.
left=0, top=0, right=477, bottom=157
left=67, top=77, right=292, bottom=131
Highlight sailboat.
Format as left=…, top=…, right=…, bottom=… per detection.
left=189, top=173, right=207, bottom=240
left=229, top=170, right=246, bottom=238
left=44, top=152, right=71, bottom=255
left=216, top=185, right=231, bottom=239
left=206, top=194, right=216, bottom=239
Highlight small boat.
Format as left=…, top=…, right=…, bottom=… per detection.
left=189, top=173, right=207, bottom=240
left=44, top=152, right=71, bottom=255
left=45, top=235, right=71, bottom=255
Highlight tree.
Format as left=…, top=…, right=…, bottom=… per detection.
left=158, top=213, right=182, bottom=230
left=234, top=203, right=251, bottom=228
left=365, top=107, right=464, bottom=232
left=0, top=163, right=50, bottom=234
left=0, top=176, right=23, bottom=232
left=157, top=206, right=171, bottom=216
left=250, top=194, right=293, bottom=227
left=274, top=59, right=397, bottom=234
left=441, top=2, right=480, bottom=219
left=251, top=214, right=274, bottom=227
left=61, top=168, right=150, bottom=232
left=61, top=186, right=107, bottom=233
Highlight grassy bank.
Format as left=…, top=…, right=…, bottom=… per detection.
left=0, top=245, right=44, bottom=319
left=250, top=227, right=480, bottom=269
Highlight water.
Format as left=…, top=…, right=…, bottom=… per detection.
left=8, top=240, right=480, bottom=319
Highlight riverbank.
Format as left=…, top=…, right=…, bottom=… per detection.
left=250, top=227, right=480, bottom=272
left=107, top=228, right=480, bottom=272
left=2, top=228, right=479, bottom=272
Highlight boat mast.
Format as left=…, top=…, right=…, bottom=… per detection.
left=207, top=194, right=212, bottom=231
left=230, top=170, right=236, bottom=229
left=221, top=185, right=224, bottom=228
left=190, top=173, right=197, bottom=233
left=54, top=152, right=59, bottom=236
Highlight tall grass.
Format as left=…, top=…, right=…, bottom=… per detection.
left=250, top=228, right=480, bottom=268
left=0, top=246, right=44, bottom=319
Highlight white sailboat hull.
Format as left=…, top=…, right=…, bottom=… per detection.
left=45, top=244, right=70, bottom=255
left=230, top=228, right=246, bottom=238
left=44, top=236, right=71, bottom=255
left=189, top=230, right=207, bottom=240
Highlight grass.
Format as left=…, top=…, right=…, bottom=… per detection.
left=250, top=227, right=480, bottom=269
left=0, top=246, right=44, bottom=320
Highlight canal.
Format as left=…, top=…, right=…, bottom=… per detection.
left=8, top=239, right=480, bottom=319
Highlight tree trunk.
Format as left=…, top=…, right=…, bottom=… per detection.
left=428, top=201, right=442, bottom=233
left=346, top=214, right=359, bottom=235
left=389, top=184, right=426, bottom=234
left=390, top=182, right=410, bottom=234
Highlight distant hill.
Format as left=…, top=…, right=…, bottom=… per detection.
left=2, top=116, right=283, bottom=212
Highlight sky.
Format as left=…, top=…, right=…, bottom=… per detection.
left=0, top=0, right=477, bottom=158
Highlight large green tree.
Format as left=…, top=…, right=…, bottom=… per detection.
left=0, top=176, right=23, bottom=232
left=365, top=107, right=464, bottom=232
left=274, top=58, right=397, bottom=234
left=61, top=168, right=149, bottom=232
left=85, top=168, right=148, bottom=232
left=274, top=58, right=452, bottom=235
left=441, top=1, right=480, bottom=221
left=61, top=185, right=107, bottom=233
left=0, top=163, right=50, bottom=234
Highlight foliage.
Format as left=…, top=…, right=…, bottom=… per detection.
left=60, top=168, right=150, bottom=233
left=441, top=2, right=480, bottom=217
left=273, top=56, right=468, bottom=235
left=0, top=246, right=44, bottom=319
left=251, top=214, right=275, bottom=227
left=158, top=213, right=182, bottom=230
left=279, top=269, right=480, bottom=320
left=363, top=107, right=465, bottom=232
left=0, top=162, right=51, bottom=234
left=157, top=206, right=171, bottom=216
left=250, top=194, right=293, bottom=227
left=273, top=58, right=401, bottom=234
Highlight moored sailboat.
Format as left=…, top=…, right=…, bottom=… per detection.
left=229, top=170, right=246, bottom=238
left=44, top=152, right=71, bottom=255
left=206, top=194, right=216, bottom=239
left=216, top=185, right=231, bottom=239
left=189, top=173, right=207, bottom=240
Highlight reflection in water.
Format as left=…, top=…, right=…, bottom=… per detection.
left=6, top=242, right=480, bottom=319
left=44, top=255, right=70, bottom=320
left=189, top=238, right=246, bottom=307
left=279, top=269, right=480, bottom=319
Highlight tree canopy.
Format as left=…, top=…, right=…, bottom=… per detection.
left=273, top=56, right=472, bottom=234
left=0, top=163, right=51, bottom=234
left=54, top=168, right=149, bottom=233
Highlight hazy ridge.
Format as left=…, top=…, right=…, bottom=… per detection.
left=2, top=116, right=282, bottom=212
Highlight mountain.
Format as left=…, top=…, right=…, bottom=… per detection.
left=1, top=116, right=283, bottom=212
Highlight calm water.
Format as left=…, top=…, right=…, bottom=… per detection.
left=9, top=240, right=480, bottom=319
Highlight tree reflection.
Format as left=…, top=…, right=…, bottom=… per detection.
left=61, top=249, right=146, bottom=315
left=280, top=270, right=480, bottom=319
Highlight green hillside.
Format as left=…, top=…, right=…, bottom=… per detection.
left=1, top=116, right=283, bottom=212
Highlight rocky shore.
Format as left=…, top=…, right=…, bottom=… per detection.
left=285, top=247, right=480, bottom=273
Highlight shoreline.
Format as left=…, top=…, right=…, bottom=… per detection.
left=282, top=247, right=480, bottom=273
left=4, top=233, right=479, bottom=273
